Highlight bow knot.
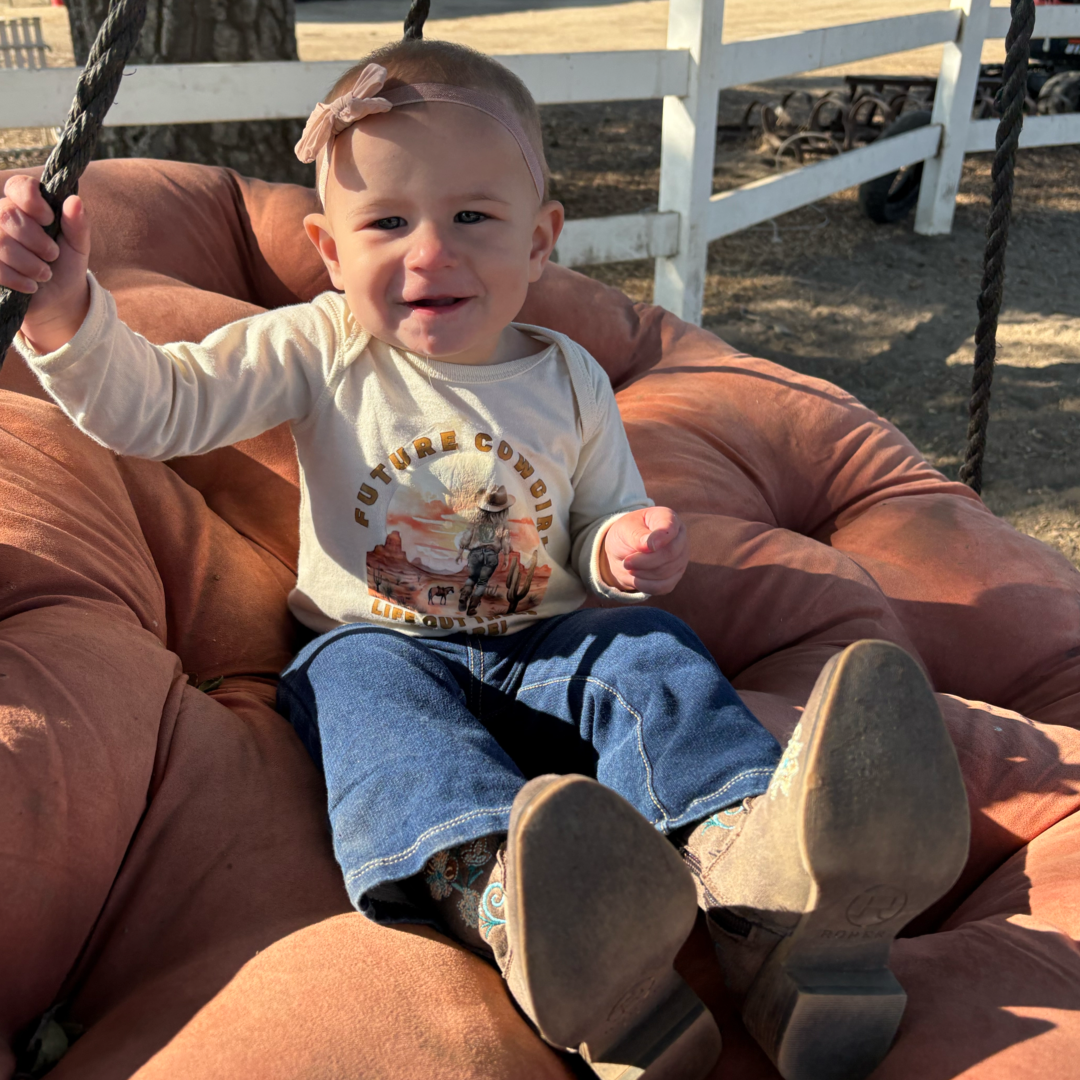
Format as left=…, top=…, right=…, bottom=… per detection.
left=294, top=63, right=393, bottom=164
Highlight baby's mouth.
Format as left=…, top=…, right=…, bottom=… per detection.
left=405, top=296, right=470, bottom=313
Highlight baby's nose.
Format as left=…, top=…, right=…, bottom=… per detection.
left=406, top=221, right=457, bottom=271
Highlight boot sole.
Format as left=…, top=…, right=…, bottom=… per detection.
left=509, top=775, right=722, bottom=1080
left=742, top=641, right=970, bottom=1080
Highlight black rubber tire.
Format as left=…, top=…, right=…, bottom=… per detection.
left=1037, top=71, right=1080, bottom=115
left=857, top=110, right=933, bottom=225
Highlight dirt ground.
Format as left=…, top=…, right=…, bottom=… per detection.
left=2, top=0, right=1078, bottom=564
left=544, top=93, right=1080, bottom=565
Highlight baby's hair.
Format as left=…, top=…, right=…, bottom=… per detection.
left=324, top=39, right=550, bottom=199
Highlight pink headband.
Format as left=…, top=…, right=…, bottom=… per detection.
left=295, top=63, right=545, bottom=204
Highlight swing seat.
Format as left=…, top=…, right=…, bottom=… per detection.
left=2, top=158, right=1079, bottom=1080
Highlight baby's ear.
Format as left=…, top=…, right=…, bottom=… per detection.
left=304, top=213, right=345, bottom=290
left=529, top=200, right=564, bottom=281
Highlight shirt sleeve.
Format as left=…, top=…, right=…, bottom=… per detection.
left=568, top=354, right=654, bottom=603
left=13, top=272, right=342, bottom=461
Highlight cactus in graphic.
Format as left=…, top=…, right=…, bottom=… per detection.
left=504, top=550, right=537, bottom=614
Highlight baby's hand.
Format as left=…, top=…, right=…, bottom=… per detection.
left=600, top=507, right=689, bottom=595
left=0, top=175, right=91, bottom=354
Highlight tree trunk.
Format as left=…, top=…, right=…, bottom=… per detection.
left=66, top=0, right=314, bottom=185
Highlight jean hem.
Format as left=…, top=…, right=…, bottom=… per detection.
left=344, top=805, right=514, bottom=914
left=658, top=766, right=776, bottom=833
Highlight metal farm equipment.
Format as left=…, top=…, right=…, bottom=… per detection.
left=737, top=0, right=1080, bottom=224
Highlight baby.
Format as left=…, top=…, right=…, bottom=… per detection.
left=0, top=39, right=969, bottom=1080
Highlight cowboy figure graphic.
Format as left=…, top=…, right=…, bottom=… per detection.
left=456, top=484, right=514, bottom=616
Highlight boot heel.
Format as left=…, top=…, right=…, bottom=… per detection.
left=582, top=978, right=722, bottom=1080
left=744, top=957, right=906, bottom=1080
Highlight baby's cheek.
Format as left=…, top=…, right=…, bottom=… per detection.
left=484, top=254, right=532, bottom=312
left=341, top=253, right=398, bottom=327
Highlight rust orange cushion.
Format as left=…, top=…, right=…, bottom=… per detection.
left=2, top=159, right=1079, bottom=1080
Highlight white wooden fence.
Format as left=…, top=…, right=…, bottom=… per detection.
left=2, top=0, right=1079, bottom=322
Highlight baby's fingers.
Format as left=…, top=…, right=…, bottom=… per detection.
left=0, top=230, right=53, bottom=293
left=621, top=568, right=685, bottom=596
left=625, top=524, right=687, bottom=565
left=2, top=173, right=56, bottom=228
left=1, top=191, right=61, bottom=270
left=0, top=204, right=59, bottom=262
left=639, top=506, right=683, bottom=547
left=621, top=547, right=679, bottom=571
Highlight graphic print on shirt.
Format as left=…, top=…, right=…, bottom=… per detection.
left=362, top=430, right=553, bottom=627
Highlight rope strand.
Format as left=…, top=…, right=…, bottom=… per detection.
left=403, top=0, right=431, bottom=40
left=0, top=0, right=147, bottom=369
left=959, top=0, right=1035, bottom=494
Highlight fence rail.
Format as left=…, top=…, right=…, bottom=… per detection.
left=708, top=124, right=943, bottom=240
left=2, top=0, right=1079, bottom=321
left=0, top=48, right=692, bottom=127
left=966, top=110, right=1080, bottom=151
left=715, top=9, right=963, bottom=89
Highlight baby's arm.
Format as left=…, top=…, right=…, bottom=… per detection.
left=1, top=176, right=327, bottom=460
left=0, top=176, right=90, bottom=353
left=569, top=355, right=689, bottom=599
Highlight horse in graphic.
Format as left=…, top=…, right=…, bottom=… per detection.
left=428, top=585, right=455, bottom=606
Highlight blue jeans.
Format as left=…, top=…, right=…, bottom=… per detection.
left=277, top=607, right=781, bottom=927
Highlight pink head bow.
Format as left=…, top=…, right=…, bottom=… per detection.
left=294, top=63, right=393, bottom=168
left=295, top=61, right=546, bottom=204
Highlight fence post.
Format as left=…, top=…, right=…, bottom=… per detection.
left=914, top=0, right=990, bottom=235
left=652, top=0, right=725, bottom=324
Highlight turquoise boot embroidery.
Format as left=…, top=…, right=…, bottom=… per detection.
left=479, top=879, right=507, bottom=940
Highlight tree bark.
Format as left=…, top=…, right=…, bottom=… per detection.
left=66, top=0, right=314, bottom=185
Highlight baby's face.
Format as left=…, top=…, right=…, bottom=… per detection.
left=305, top=101, right=563, bottom=364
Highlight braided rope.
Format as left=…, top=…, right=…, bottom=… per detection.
left=403, top=0, right=431, bottom=41
left=0, top=0, right=147, bottom=369
left=959, top=0, right=1036, bottom=494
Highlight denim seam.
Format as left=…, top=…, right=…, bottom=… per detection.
left=465, top=637, right=477, bottom=714
left=678, top=767, right=776, bottom=818
left=478, top=639, right=485, bottom=720
left=345, top=804, right=514, bottom=884
left=516, top=674, right=667, bottom=824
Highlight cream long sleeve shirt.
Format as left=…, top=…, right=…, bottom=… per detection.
left=16, top=275, right=653, bottom=637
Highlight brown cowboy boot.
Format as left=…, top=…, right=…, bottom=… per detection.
left=682, top=640, right=970, bottom=1080
left=482, top=775, right=722, bottom=1080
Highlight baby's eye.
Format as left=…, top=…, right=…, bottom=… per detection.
left=372, top=216, right=406, bottom=230
left=455, top=210, right=488, bottom=225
